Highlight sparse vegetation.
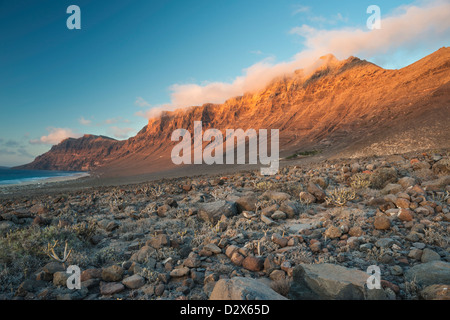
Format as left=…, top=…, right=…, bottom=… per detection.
left=325, top=187, right=356, bottom=206
left=350, top=173, right=371, bottom=190
left=286, top=150, right=321, bottom=160
left=0, top=149, right=448, bottom=300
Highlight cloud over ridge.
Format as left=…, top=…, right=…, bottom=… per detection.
left=140, top=0, right=450, bottom=119
left=30, top=127, right=82, bottom=145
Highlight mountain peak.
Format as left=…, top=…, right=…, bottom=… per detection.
left=17, top=48, right=450, bottom=173
left=319, top=53, right=339, bottom=65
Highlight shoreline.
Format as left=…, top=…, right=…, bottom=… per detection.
left=0, top=172, right=91, bottom=194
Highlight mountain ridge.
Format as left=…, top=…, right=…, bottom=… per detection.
left=16, top=47, right=450, bottom=176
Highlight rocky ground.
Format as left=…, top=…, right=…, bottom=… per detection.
left=0, top=149, right=449, bottom=300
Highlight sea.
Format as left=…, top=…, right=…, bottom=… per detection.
left=0, top=167, right=84, bottom=186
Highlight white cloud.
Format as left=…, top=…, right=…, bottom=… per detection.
left=30, top=127, right=82, bottom=145
left=139, top=0, right=450, bottom=119
left=250, top=50, right=264, bottom=55
left=296, top=1, right=450, bottom=61
left=104, top=117, right=130, bottom=124
left=135, top=103, right=178, bottom=119
left=289, top=24, right=316, bottom=36
left=79, top=116, right=92, bottom=126
left=135, top=96, right=151, bottom=107
left=305, top=13, right=348, bottom=25
left=107, top=126, right=135, bottom=139
left=292, top=5, right=310, bottom=15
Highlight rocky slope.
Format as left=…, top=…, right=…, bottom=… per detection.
left=17, top=48, right=450, bottom=175
left=1, top=149, right=449, bottom=300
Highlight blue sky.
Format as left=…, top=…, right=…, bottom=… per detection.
left=0, top=0, right=448, bottom=166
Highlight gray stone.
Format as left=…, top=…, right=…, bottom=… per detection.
left=122, top=274, right=145, bottom=289
left=390, top=265, right=403, bottom=276
left=288, top=223, right=313, bottom=234
left=299, top=192, right=316, bottom=204
left=209, top=277, right=288, bottom=300
left=307, top=183, right=326, bottom=202
left=360, top=243, right=373, bottom=252
left=398, top=176, right=416, bottom=189
left=102, top=265, right=124, bottom=282
left=405, top=261, right=450, bottom=287
left=408, top=249, right=423, bottom=260
left=198, top=200, right=238, bottom=224
left=261, top=215, right=276, bottom=226
left=53, top=271, right=70, bottom=287
left=271, top=210, right=287, bottom=220
left=421, top=248, right=441, bottom=263
left=204, top=243, right=222, bottom=254
left=375, top=238, right=395, bottom=248
left=381, top=183, right=403, bottom=195
left=55, top=287, right=88, bottom=300
left=98, top=219, right=119, bottom=231
left=412, top=242, right=426, bottom=249
left=279, top=201, right=299, bottom=218
left=235, top=195, right=257, bottom=212
left=170, top=267, right=190, bottom=277
left=420, top=284, right=450, bottom=300
left=262, top=191, right=291, bottom=202
left=149, top=234, right=170, bottom=249
left=422, top=175, right=450, bottom=191
left=100, top=282, right=125, bottom=295
left=43, top=262, right=65, bottom=274
left=130, top=245, right=156, bottom=264
left=289, top=263, right=386, bottom=300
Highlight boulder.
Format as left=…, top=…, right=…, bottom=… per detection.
left=370, top=167, right=398, bottom=189
left=432, top=159, right=450, bottom=175
left=289, top=263, right=386, bottom=300
left=198, top=200, right=238, bottom=224
left=122, top=274, right=146, bottom=289
left=102, top=265, right=124, bottom=282
left=100, top=282, right=125, bottom=295
left=209, top=277, right=288, bottom=300
left=262, top=191, right=291, bottom=202
left=242, top=256, right=264, bottom=272
left=420, top=284, right=450, bottom=300
left=421, top=248, right=441, bottom=263
left=235, top=195, right=257, bottom=212
left=405, top=261, right=450, bottom=287
left=381, top=183, right=403, bottom=195
left=422, top=175, right=450, bottom=191
left=307, top=183, right=326, bottom=202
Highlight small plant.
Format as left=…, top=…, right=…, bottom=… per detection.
left=154, top=247, right=176, bottom=261
left=149, top=186, right=165, bottom=197
left=137, top=268, right=159, bottom=282
left=109, top=190, right=124, bottom=212
left=431, top=191, right=449, bottom=204
left=44, top=240, right=72, bottom=266
left=143, top=202, right=157, bottom=214
left=299, top=195, right=313, bottom=207
left=177, top=230, right=188, bottom=240
left=253, top=181, right=275, bottom=191
left=325, top=187, right=356, bottom=206
left=423, top=227, right=448, bottom=247
left=286, top=150, right=320, bottom=160
left=210, top=186, right=233, bottom=200
left=404, top=276, right=422, bottom=300
left=72, top=220, right=97, bottom=242
left=350, top=173, right=371, bottom=190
